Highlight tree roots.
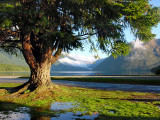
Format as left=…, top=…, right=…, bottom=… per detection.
left=7, top=81, right=59, bottom=95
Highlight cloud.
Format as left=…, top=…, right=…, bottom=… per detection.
left=132, top=39, right=146, bottom=50
left=59, top=53, right=97, bottom=68
left=125, top=39, right=147, bottom=60
left=59, top=57, right=88, bottom=67
left=68, top=53, right=97, bottom=64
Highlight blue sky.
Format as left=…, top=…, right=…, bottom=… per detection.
left=70, top=0, right=160, bottom=59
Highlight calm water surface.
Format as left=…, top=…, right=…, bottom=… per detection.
left=0, top=102, right=99, bottom=120
left=0, top=70, right=154, bottom=76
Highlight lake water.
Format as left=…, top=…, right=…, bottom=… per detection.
left=0, top=71, right=102, bottom=76
left=50, top=71, right=101, bottom=76
left=50, top=70, right=154, bottom=76
left=0, top=70, right=154, bottom=76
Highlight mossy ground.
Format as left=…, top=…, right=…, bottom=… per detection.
left=0, top=83, right=160, bottom=120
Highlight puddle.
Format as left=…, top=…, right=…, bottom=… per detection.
left=0, top=102, right=99, bottom=120
left=51, top=111, right=99, bottom=120
left=0, top=107, right=30, bottom=120
left=51, top=102, right=76, bottom=111
left=51, top=102, right=99, bottom=120
left=109, top=110, right=116, bottom=114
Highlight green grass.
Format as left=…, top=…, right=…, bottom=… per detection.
left=0, top=83, right=160, bottom=119
left=51, top=77, right=160, bottom=85
left=0, top=83, right=20, bottom=88
left=19, top=76, right=160, bottom=85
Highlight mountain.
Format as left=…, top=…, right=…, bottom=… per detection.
left=57, top=53, right=97, bottom=68
left=51, top=63, right=90, bottom=71
left=93, top=39, right=160, bottom=75
left=0, top=52, right=28, bottom=66
left=151, top=65, right=160, bottom=75
left=88, top=58, right=105, bottom=70
left=0, top=51, right=95, bottom=72
left=0, top=52, right=29, bottom=72
left=51, top=53, right=95, bottom=71
left=51, top=53, right=106, bottom=71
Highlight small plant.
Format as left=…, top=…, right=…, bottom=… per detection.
left=24, top=90, right=30, bottom=94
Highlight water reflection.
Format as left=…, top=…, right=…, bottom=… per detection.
left=50, top=102, right=99, bottom=120
left=50, top=111, right=99, bottom=120
left=0, top=108, right=30, bottom=120
left=0, top=102, right=99, bottom=120
left=109, top=110, right=116, bottom=114
left=51, top=102, right=76, bottom=111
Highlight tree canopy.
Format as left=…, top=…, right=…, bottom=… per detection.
left=1, top=0, right=159, bottom=57
left=0, top=0, right=160, bottom=91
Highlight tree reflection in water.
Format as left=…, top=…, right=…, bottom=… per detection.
left=0, top=102, right=99, bottom=120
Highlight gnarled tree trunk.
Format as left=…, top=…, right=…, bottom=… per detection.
left=16, top=61, right=55, bottom=92
left=15, top=33, right=62, bottom=92
left=27, top=61, right=53, bottom=91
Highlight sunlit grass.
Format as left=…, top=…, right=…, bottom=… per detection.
left=0, top=83, right=160, bottom=119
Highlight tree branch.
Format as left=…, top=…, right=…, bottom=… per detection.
left=76, top=36, right=91, bottom=40
left=0, top=45, right=22, bottom=50
left=51, top=48, right=62, bottom=64
left=0, top=39, right=21, bottom=43
left=75, top=32, right=97, bottom=41
left=76, top=32, right=97, bottom=37
left=22, top=34, right=37, bottom=69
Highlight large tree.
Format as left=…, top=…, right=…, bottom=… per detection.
left=0, top=0, right=159, bottom=91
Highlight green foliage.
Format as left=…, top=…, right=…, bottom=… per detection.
left=0, top=83, right=21, bottom=88
left=111, top=41, right=131, bottom=58
left=0, top=0, right=159, bottom=56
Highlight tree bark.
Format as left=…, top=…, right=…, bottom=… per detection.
left=15, top=33, right=62, bottom=92
left=27, top=61, right=54, bottom=91
left=15, top=61, right=55, bottom=92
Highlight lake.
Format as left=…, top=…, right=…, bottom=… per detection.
left=0, top=70, right=154, bottom=76
left=0, top=71, right=102, bottom=76
left=50, top=71, right=102, bottom=76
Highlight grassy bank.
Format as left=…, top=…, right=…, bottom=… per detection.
left=51, top=76, right=160, bottom=85
left=19, top=76, right=160, bottom=85
left=0, top=64, right=29, bottom=72
left=0, top=64, right=30, bottom=76
left=0, top=83, right=160, bottom=119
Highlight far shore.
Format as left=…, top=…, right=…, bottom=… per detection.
left=0, top=75, right=160, bottom=86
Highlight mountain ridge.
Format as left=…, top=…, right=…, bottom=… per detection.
left=93, top=39, right=160, bottom=75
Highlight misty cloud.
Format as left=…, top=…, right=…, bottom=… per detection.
left=132, top=39, right=146, bottom=50
left=59, top=53, right=97, bottom=68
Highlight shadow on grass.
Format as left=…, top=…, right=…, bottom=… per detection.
left=0, top=83, right=28, bottom=94
left=0, top=87, right=13, bottom=89
left=0, top=83, right=22, bottom=90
